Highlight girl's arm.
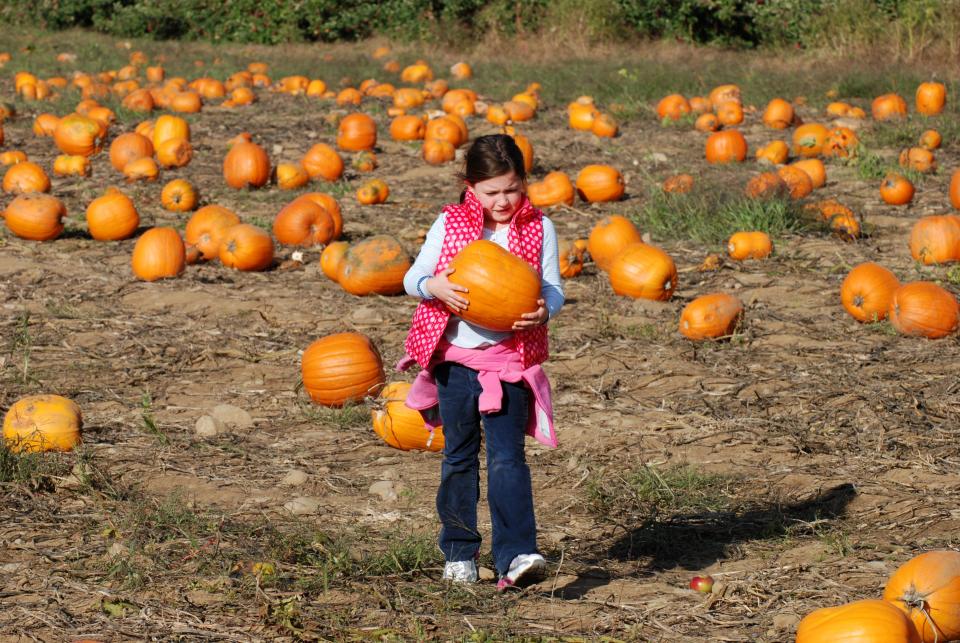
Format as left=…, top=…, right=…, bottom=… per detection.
left=403, top=214, right=445, bottom=298
left=513, top=217, right=565, bottom=329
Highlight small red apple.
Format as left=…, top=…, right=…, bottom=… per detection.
left=689, top=575, right=714, bottom=593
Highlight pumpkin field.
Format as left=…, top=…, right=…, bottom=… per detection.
left=3, top=27, right=960, bottom=642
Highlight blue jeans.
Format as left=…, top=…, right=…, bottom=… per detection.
left=434, top=361, right=538, bottom=576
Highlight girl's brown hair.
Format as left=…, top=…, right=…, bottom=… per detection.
left=457, top=134, right=527, bottom=186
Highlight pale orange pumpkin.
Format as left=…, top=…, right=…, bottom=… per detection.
left=909, top=215, right=960, bottom=264
left=155, top=137, right=192, bottom=168
left=884, top=550, right=960, bottom=643
left=301, top=332, right=385, bottom=407
left=3, top=394, right=82, bottom=453
left=275, top=163, right=310, bottom=190
left=337, top=235, right=411, bottom=296
left=54, top=113, right=105, bottom=157
left=872, top=93, right=908, bottom=121
left=372, top=382, right=444, bottom=452
left=762, top=98, right=794, bottom=129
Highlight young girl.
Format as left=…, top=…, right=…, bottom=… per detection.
left=398, top=134, right=564, bottom=590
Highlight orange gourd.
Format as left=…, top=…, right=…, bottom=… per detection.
left=889, top=282, right=960, bottom=339
left=185, top=205, right=240, bottom=260
left=219, top=223, right=275, bottom=271
left=915, top=82, right=947, bottom=116
left=755, top=140, right=789, bottom=165
left=155, top=138, right=192, bottom=168
left=3, top=193, right=66, bottom=240
left=883, top=550, right=960, bottom=643
left=296, top=193, right=342, bottom=239
left=3, top=162, right=51, bottom=194
left=679, top=293, right=743, bottom=340
left=109, top=132, right=154, bottom=172
left=336, top=113, right=377, bottom=152
left=356, top=178, right=389, bottom=205
left=762, top=98, right=794, bottom=129
left=951, top=170, right=960, bottom=210
left=872, top=93, right=908, bottom=121
left=791, top=159, right=826, bottom=190
left=587, top=215, right=643, bottom=272
left=122, top=157, right=159, bottom=182
left=705, top=130, right=747, bottom=164
left=390, top=115, right=426, bottom=141
left=575, top=165, right=624, bottom=202
left=301, top=332, right=385, bottom=407
left=796, top=599, right=920, bottom=643
left=840, top=262, right=901, bottom=322
left=422, top=138, right=456, bottom=165
left=727, top=231, right=773, bottom=260
left=54, top=155, right=90, bottom=177
left=131, top=227, right=186, bottom=281
left=3, top=394, right=82, bottom=453
left=152, top=114, right=190, bottom=149
left=86, top=188, right=139, bottom=241
left=909, top=215, right=960, bottom=264
left=528, top=171, right=575, bottom=207
left=558, top=239, right=585, bottom=278
left=320, top=240, right=349, bottom=282
left=655, top=94, right=691, bottom=121
left=301, top=143, right=344, bottom=181
left=372, top=382, right=444, bottom=452
left=223, top=141, right=271, bottom=189
left=444, top=239, right=540, bottom=331
left=899, top=147, right=937, bottom=173
left=54, top=113, right=105, bottom=157
left=337, top=235, right=410, bottom=296
left=792, top=123, right=829, bottom=158
left=880, top=173, right=915, bottom=206
left=276, top=163, right=310, bottom=190
left=919, top=129, right=941, bottom=150
left=273, top=199, right=335, bottom=247
left=694, top=113, right=720, bottom=132
left=776, top=165, right=814, bottom=200
left=160, top=179, right=198, bottom=212
left=608, top=243, right=677, bottom=301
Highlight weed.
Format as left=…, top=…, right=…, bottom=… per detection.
left=817, top=526, right=854, bottom=557
left=947, top=264, right=960, bottom=286
left=0, top=441, right=66, bottom=489
left=140, top=390, right=169, bottom=445
left=9, top=312, right=35, bottom=385
left=585, top=462, right=739, bottom=520
left=298, top=396, right=371, bottom=430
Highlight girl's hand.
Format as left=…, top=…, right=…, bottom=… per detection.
left=427, top=267, right=470, bottom=313
left=513, top=299, right=548, bottom=330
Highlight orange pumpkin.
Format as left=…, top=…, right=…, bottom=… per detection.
left=557, top=239, right=585, bottom=278
left=919, top=129, right=942, bottom=151
left=337, top=235, right=411, bottom=296
left=679, top=293, right=743, bottom=340
left=336, top=112, right=377, bottom=152
left=872, top=93, right=908, bottom=121
left=86, top=188, right=139, bottom=241
left=160, top=179, right=198, bottom=212
left=884, top=550, right=960, bottom=643
left=727, top=231, right=773, bottom=260
left=889, top=281, right=960, bottom=339
left=356, top=178, right=389, bottom=205
left=155, top=137, right=193, bottom=168
left=219, top=223, right=274, bottom=271
left=390, top=115, right=426, bottom=141
left=54, top=113, right=105, bottom=157
left=663, top=173, right=695, bottom=194
left=185, top=205, right=240, bottom=260
left=791, top=159, right=827, bottom=190
left=708, top=84, right=741, bottom=109
left=909, top=215, right=960, bottom=264
left=273, top=199, right=334, bottom=247
left=705, top=130, right=747, bottom=164
left=32, top=113, right=60, bottom=137
left=0, top=151, right=27, bottom=166
left=776, top=165, right=814, bottom=200
left=3, top=193, right=66, bottom=240
left=588, top=215, right=643, bottom=271
left=109, top=132, right=154, bottom=172
left=575, top=165, right=624, bottom=202
left=744, top=172, right=787, bottom=200
left=223, top=141, right=271, bottom=189
left=715, top=100, right=743, bottom=126
left=915, top=81, right=947, bottom=116
left=425, top=116, right=466, bottom=148
left=762, top=98, right=794, bottom=129
left=796, top=599, right=920, bottom=643
left=152, top=114, right=190, bottom=149
left=694, top=113, right=720, bottom=133
left=276, top=163, right=310, bottom=190
left=899, top=147, right=937, bottom=173
left=3, top=162, right=51, bottom=194
left=301, top=332, right=385, bottom=407
left=320, top=240, right=349, bottom=282
left=840, top=262, right=901, bottom=322
left=121, top=88, right=155, bottom=113
left=792, top=123, right=829, bottom=158
left=951, top=170, right=960, bottom=211
left=296, top=193, right=343, bottom=239
left=528, top=171, right=575, bottom=207
left=444, top=239, right=540, bottom=330
left=755, top=140, right=789, bottom=165
left=122, top=157, right=159, bottom=182
left=655, top=94, right=691, bottom=121
left=592, top=113, right=618, bottom=138
left=352, top=150, right=378, bottom=173
left=568, top=102, right=599, bottom=130
left=372, top=382, right=444, bottom=452
left=880, top=173, right=915, bottom=205
left=131, top=227, right=185, bottom=281
left=301, top=143, right=344, bottom=181
left=422, top=138, right=456, bottom=165
left=3, top=394, right=82, bottom=453
left=608, top=243, right=678, bottom=301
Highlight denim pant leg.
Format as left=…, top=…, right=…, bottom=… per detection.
left=435, top=362, right=483, bottom=563
left=483, top=378, right=538, bottom=576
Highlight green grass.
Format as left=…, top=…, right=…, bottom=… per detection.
left=0, top=441, right=65, bottom=489
left=140, top=390, right=169, bottom=444
left=298, top=396, right=371, bottom=430
left=634, top=186, right=807, bottom=247
left=585, top=463, right=740, bottom=520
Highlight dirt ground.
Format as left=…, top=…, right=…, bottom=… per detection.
left=2, top=40, right=960, bottom=642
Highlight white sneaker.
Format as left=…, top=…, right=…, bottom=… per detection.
left=497, top=553, right=546, bottom=591
left=442, top=559, right=478, bottom=583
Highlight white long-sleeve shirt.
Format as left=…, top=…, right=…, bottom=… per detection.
left=403, top=212, right=565, bottom=348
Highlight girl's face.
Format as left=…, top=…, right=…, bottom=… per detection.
left=468, top=171, right=525, bottom=224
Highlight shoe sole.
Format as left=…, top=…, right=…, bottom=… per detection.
left=498, top=558, right=546, bottom=591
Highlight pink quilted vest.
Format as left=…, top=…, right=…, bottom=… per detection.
left=404, top=189, right=548, bottom=369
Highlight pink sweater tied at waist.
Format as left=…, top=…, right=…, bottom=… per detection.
left=395, top=339, right=558, bottom=448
